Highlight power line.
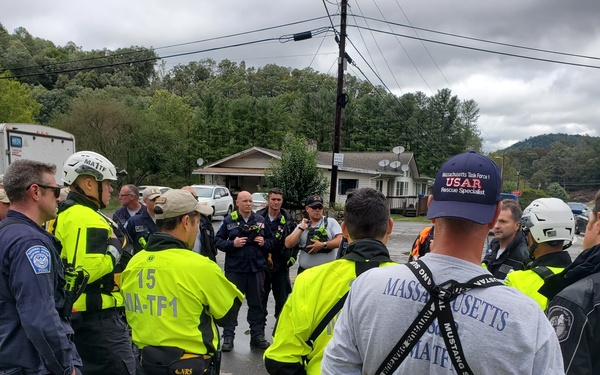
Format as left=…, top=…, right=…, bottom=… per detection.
left=321, top=0, right=339, bottom=36
left=0, top=27, right=334, bottom=80
left=351, top=15, right=600, bottom=63
left=388, top=0, right=452, bottom=89
left=3, top=15, right=332, bottom=73
left=345, top=36, right=449, bottom=158
left=347, top=25, right=600, bottom=69
left=0, top=38, right=276, bottom=80
left=349, top=3, right=384, bottom=85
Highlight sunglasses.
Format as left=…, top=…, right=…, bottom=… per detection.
left=27, top=183, right=62, bottom=198
left=311, top=205, right=324, bottom=210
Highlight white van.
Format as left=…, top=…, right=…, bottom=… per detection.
left=0, top=123, right=76, bottom=183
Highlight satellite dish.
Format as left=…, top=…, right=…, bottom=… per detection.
left=389, top=161, right=401, bottom=169
left=196, top=158, right=204, bottom=167
left=401, top=164, right=409, bottom=172
left=392, top=146, right=405, bottom=155
left=378, top=159, right=390, bottom=168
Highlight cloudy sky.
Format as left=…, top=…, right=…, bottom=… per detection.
left=3, top=0, right=599, bottom=151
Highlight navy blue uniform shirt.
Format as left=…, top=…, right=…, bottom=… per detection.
left=0, top=210, right=81, bottom=374
left=215, top=211, right=273, bottom=273
left=124, top=208, right=157, bottom=253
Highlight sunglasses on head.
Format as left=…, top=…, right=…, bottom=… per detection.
left=27, top=183, right=62, bottom=198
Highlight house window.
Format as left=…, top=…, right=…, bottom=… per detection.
left=398, top=181, right=409, bottom=196
left=375, top=180, right=383, bottom=192
left=338, top=179, right=358, bottom=195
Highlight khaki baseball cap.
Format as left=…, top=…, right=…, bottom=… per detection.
left=154, top=189, right=210, bottom=219
left=0, top=189, right=9, bottom=204
left=142, top=187, right=162, bottom=201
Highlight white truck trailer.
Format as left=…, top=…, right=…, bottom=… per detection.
left=0, top=123, right=76, bottom=183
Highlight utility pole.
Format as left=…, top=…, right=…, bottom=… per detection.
left=329, top=0, right=348, bottom=206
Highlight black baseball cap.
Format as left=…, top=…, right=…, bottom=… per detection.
left=306, top=194, right=324, bottom=208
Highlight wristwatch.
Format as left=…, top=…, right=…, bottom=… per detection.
left=322, top=242, right=328, bottom=251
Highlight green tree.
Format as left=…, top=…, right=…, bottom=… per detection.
left=0, top=72, right=41, bottom=122
left=265, top=134, right=329, bottom=208
left=145, top=90, right=196, bottom=185
left=51, top=88, right=140, bottom=173
left=519, top=188, right=549, bottom=209
left=546, top=182, right=569, bottom=201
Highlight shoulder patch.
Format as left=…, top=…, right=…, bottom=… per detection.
left=26, top=246, right=52, bottom=274
left=547, top=305, right=574, bottom=342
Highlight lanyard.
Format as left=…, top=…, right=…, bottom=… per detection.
left=376, top=260, right=502, bottom=375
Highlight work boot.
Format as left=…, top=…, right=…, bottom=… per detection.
left=222, top=337, right=234, bottom=352
left=250, top=335, right=270, bottom=350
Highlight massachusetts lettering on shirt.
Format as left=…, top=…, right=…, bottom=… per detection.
left=382, top=276, right=509, bottom=370
left=383, top=277, right=509, bottom=332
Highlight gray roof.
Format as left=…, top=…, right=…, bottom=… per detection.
left=202, top=146, right=428, bottom=179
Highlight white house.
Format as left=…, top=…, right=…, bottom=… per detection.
left=192, top=146, right=433, bottom=213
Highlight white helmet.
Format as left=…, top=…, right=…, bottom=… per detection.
left=62, top=151, right=118, bottom=185
left=521, top=197, right=574, bottom=244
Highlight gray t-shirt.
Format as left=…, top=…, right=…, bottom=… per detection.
left=322, top=253, right=564, bottom=375
left=297, top=217, right=342, bottom=269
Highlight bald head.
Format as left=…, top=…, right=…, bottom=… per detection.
left=236, top=190, right=253, bottom=217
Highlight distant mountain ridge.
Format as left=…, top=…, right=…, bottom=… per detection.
left=504, top=133, right=597, bottom=151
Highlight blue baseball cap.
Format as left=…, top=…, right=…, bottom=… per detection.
left=427, top=151, right=501, bottom=224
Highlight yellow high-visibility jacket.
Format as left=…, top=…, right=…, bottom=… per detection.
left=121, top=232, right=243, bottom=355
left=504, top=251, right=572, bottom=310
left=53, top=192, right=122, bottom=312
left=264, top=239, right=394, bottom=374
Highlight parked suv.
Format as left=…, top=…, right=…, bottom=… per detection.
left=191, top=185, right=234, bottom=217
left=138, top=185, right=172, bottom=203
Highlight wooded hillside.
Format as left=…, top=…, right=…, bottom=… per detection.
left=1, top=25, right=482, bottom=187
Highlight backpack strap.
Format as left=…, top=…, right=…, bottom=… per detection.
left=305, top=260, right=381, bottom=348
left=531, top=265, right=555, bottom=280
left=375, top=260, right=502, bottom=375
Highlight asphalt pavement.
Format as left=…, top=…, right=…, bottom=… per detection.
left=213, top=219, right=431, bottom=375
left=212, top=218, right=586, bottom=375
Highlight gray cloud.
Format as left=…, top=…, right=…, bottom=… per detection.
left=3, top=0, right=599, bottom=151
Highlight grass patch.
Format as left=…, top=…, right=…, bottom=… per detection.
left=99, top=197, right=122, bottom=215
left=392, top=214, right=431, bottom=222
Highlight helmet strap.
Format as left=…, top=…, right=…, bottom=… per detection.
left=97, top=181, right=106, bottom=209
left=528, top=242, right=538, bottom=260
left=73, top=181, right=105, bottom=209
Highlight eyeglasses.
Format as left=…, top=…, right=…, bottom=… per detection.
left=311, top=205, right=324, bottom=210
left=118, top=193, right=134, bottom=198
left=27, top=183, right=62, bottom=198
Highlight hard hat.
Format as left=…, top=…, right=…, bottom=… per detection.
left=521, top=197, right=574, bottom=244
left=62, top=151, right=118, bottom=185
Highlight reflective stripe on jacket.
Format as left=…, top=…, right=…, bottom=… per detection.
left=54, top=192, right=122, bottom=312
left=121, top=232, right=243, bottom=355
left=264, top=239, right=394, bottom=375
left=504, top=251, right=572, bottom=310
